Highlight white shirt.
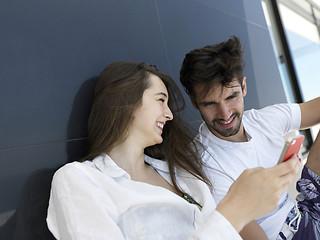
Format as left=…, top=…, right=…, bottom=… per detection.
left=197, top=103, right=301, bottom=240
left=47, top=154, right=242, bottom=240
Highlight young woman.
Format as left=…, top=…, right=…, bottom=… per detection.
left=46, top=61, right=300, bottom=239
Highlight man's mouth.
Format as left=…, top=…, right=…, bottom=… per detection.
left=215, top=115, right=236, bottom=128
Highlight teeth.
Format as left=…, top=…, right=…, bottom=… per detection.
left=157, top=123, right=164, bottom=128
left=220, top=118, right=232, bottom=124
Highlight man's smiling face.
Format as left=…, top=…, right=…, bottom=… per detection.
left=190, top=78, right=247, bottom=142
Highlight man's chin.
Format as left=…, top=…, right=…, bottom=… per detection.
left=209, top=125, right=240, bottom=138
left=216, top=130, right=238, bottom=138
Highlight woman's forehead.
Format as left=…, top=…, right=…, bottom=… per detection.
left=147, top=74, right=168, bottom=94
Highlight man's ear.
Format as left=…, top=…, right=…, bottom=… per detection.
left=188, top=94, right=199, bottom=109
left=242, top=77, right=247, bottom=97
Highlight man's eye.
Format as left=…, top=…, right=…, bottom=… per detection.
left=227, top=92, right=240, bottom=100
left=227, top=96, right=236, bottom=100
left=202, top=102, right=214, bottom=107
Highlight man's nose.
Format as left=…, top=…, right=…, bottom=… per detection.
left=216, top=103, right=232, bottom=119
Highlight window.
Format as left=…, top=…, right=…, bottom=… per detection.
left=262, top=0, right=320, bottom=148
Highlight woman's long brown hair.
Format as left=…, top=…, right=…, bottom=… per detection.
left=82, top=61, right=211, bottom=194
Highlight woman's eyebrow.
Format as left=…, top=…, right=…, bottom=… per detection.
left=155, top=92, right=168, bottom=98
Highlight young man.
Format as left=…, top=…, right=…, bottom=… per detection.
left=180, top=36, right=320, bottom=240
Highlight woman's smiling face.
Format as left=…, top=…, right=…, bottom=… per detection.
left=129, top=74, right=173, bottom=148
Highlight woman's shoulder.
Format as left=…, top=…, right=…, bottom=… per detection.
left=52, top=160, right=98, bottom=183
left=52, top=154, right=128, bottom=185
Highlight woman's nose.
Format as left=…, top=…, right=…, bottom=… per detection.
left=164, top=106, right=173, bottom=121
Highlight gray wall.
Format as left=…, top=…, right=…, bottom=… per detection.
left=0, top=0, right=286, bottom=216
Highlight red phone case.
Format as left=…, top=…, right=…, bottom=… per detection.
left=278, top=135, right=305, bottom=163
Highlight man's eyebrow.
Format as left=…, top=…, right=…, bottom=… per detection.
left=226, top=90, right=241, bottom=99
left=198, top=90, right=241, bottom=105
left=199, top=100, right=216, bottom=105
left=155, top=92, right=168, bottom=98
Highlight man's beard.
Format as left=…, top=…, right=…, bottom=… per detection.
left=206, top=112, right=242, bottom=138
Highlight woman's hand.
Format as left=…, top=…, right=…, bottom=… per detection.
left=216, top=154, right=300, bottom=232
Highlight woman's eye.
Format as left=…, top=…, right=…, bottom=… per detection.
left=159, top=98, right=165, bottom=102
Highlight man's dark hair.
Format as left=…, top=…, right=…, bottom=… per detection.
left=180, top=36, right=245, bottom=98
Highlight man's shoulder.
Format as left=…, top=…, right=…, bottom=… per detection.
left=243, top=103, right=301, bottom=137
left=243, top=103, right=297, bottom=121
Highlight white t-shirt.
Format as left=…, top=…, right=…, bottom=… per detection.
left=47, top=154, right=242, bottom=240
left=197, top=103, right=301, bottom=240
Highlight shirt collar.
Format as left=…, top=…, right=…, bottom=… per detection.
left=91, top=153, right=191, bottom=196
left=91, top=154, right=129, bottom=178
left=91, top=153, right=170, bottom=179
left=144, top=155, right=169, bottom=174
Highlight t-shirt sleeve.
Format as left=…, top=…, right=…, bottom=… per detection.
left=46, top=163, right=126, bottom=240
left=247, top=103, right=301, bottom=136
left=290, top=103, right=302, bottom=130
left=275, top=103, right=301, bottom=132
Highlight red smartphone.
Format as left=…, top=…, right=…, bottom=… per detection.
left=278, top=135, right=305, bottom=163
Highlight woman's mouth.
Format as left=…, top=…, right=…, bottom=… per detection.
left=156, top=122, right=164, bottom=131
